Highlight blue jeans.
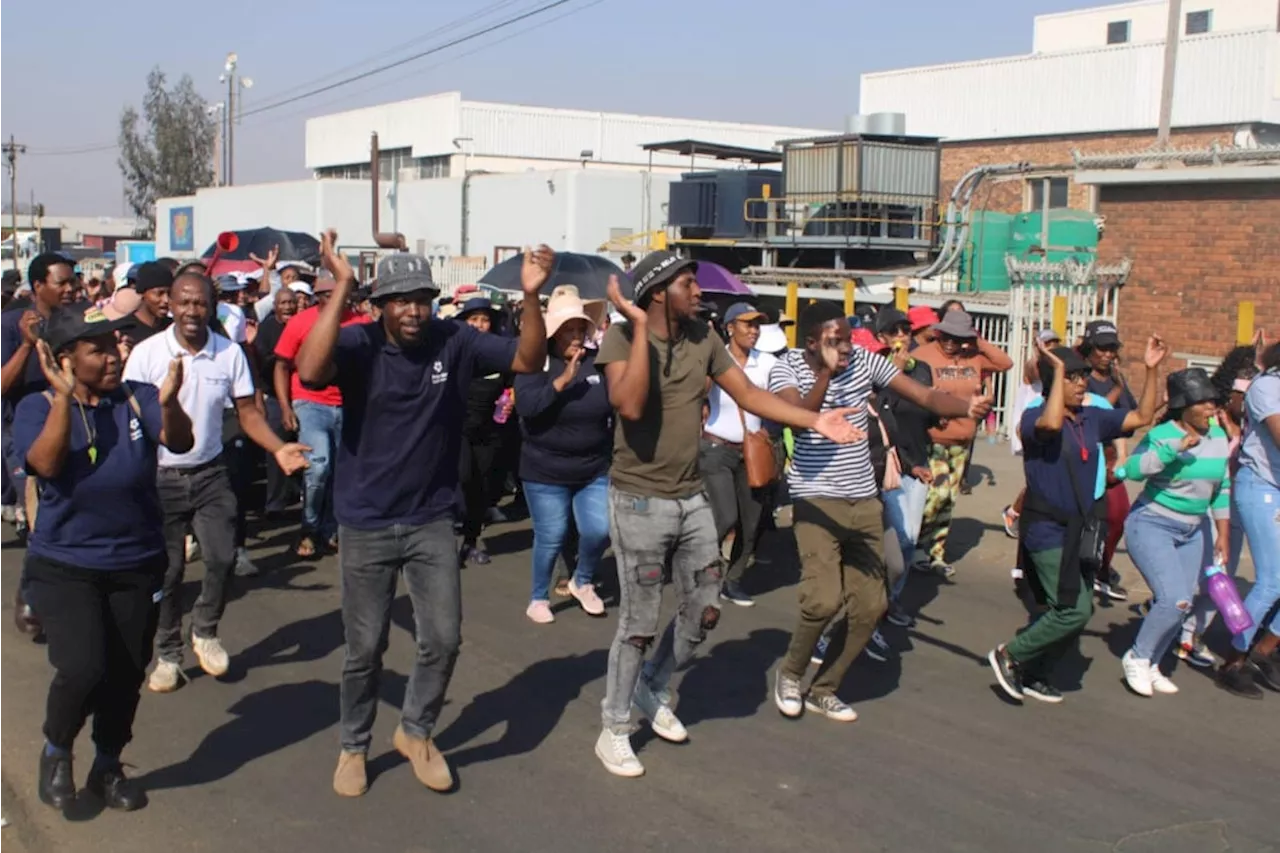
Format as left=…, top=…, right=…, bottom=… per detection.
left=1231, top=466, right=1280, bottom=651
left=523, top=475, right=610, bottom=602
left=339, top=519, right=460, bottom=752
left=1124, top=502, right=1212, bottom=663
left=294, top=400, right=342, bottom=540
left=883, top=475, right=928, bottom=600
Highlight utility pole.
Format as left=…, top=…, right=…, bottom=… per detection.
left=3, top=135, right=27, bottom=273
left=219, top=53, right=253, bottom=186
left=1156, top=0, right=1183, bottom=148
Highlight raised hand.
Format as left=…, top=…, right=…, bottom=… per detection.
left=813, top=406, right=867, bottom=444
left=607, top=275, right=646, bottom=325
left=521, top=245, right=555, bottom=295
left=1178, top=428, right=1201, bottom=453
left=249, top=244, right=281, bottom=271
left=158, top=356, right=184, bottom=406
left=20, top=310, right=41, bottom=346
left=274, top=442, right=312, bottom=475
left=967, top=389, right=994, bottom=421
left=819, top=341, right=842, bottom=374
left=319, top=229, right=354, bottom=283
left=1034, top=334, right=1063, bottom=367
left=1143, top=334, right=1170, bottom=369
left=553, top=348, right=584, bottom=392
left=35, top=340, right=76, bottom=398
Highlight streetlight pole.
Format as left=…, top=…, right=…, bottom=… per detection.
left=3, top=135, right=27, bottom=273
left=219, top=54, right=253, bottom=186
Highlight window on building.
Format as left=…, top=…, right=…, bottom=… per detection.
left=414, top=155, right=451, bottom=179
left=1029, top=177, right=1070, bottom=211
left=1185, top=9, right=1212, bottom=34
left=1106, top=20, right=1130, bottom=44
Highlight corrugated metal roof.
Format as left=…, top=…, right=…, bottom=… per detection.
left=859, top=29, right=1280, bottom=140
left=306, top=93, right=832, bottom=170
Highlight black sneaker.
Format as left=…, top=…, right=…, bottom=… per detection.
left=865, top=629, right=893, bottom=662
left=1216, top=663, right=1264, bottom=700
left=37, top=748, right=76, bottom=810
left=1022, top=677, right=1064, bottom=704
left=885, top=601, right=916, bottom=628
left=1249, top=651, right=1280, bottom=692
left=987, top=645, right=1024, bottom=701
left=719, top=581, right=755, bottom=608
left=86, top=763, right=148, bottom=811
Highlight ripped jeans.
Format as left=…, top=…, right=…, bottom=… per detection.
left=601, top=487, right=722, bottom=735
left=1125, top=501, right=1212, bottom=663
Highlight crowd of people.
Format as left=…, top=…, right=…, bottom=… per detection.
left=1, top=236, right=1276, bottom=813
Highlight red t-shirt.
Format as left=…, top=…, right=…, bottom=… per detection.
left=274, top=305, right=372, bottom=406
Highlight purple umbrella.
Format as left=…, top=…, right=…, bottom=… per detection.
left=694, top=262, right=753, bottom=297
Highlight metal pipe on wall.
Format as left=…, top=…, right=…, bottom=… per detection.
left=370, top=132, right=406, bottom=251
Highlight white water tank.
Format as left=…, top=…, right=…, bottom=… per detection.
left=846, top=112, right=907, bottom=136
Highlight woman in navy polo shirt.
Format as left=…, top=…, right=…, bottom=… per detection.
left=13, top=303, right=192, bottom=813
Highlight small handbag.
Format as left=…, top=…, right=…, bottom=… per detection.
left=874, top=411, right=903, bottom=492
left=737, top=406, right=778, bottom=489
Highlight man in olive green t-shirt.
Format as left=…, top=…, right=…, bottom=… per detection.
left=592, top=251, right=863, bottom=779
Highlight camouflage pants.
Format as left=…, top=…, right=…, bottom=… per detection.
left=914, top=444, right=970, bottom=567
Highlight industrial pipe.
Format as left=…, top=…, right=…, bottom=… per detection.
left=370, top=132, right=406, bottom=251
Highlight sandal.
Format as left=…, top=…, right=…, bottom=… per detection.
left=294, top=535, right=317, bottom=559
left=553, top=579, right=571, bottom=598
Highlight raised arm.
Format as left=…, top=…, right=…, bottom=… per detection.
left=1, top=312, right=41, bottom=396
left=22, top=342, right=75, bottom=478
left=977, top=336, right=1014, bottom=372
left=295, top=229, right=353, bottom=387
left=1120, top=336, right=1170, bottom=433
left=510, top=247, right=552, bottom=374
left=603, top=278, right=650, bottom=421
left=885, top=372, right=989, bottom=422
left=1033, top=344, right=1068, bottom=436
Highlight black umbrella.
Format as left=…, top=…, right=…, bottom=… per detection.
left=200, top=227, right=322, bottom=266
left=479, top=251, right=630, bottom=300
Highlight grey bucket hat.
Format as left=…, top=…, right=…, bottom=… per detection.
left=371, top=253, right=437, bottom=301
left=931, top=309, right=978, bottom=339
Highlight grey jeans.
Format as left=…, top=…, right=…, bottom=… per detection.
left=339, top=518, right=461, bottom=753
left=156, top=461, right=238, bottom=663
left=601, top=487, right=723, bottom=734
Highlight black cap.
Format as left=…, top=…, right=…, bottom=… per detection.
left=43, top=302, right=135, bottom=354
left=874, top=307, right=910, bottom=334
left=1040, top=346, right=1090, bottom=376
left=1166, top=368, right=1217, bottom=410
left=1083, top=319, right=1120, bottom=348
left=134, top=261, right=174, bottom=293
left=631, top=251, right=696, bottom=305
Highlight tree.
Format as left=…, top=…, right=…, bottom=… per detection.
left=118, top=68, right=216, bottom=236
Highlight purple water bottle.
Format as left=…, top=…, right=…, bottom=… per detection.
left=493, top=388, right=513, bottom=424
left=1205, top=559, right=1253, bottom=636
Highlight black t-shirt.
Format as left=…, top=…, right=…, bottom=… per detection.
left=127, top=315, right=172, bottom=343
left=463, top=372, right=511, bottom=442
left=253, top=314, right=287, bottom=395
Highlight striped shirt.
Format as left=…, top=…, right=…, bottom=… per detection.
left=1116, top=419, right=1231, bottom=524
left=768, top=348, right=899, bottom=500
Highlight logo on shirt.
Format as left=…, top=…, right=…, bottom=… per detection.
left=431, top=360, right=448, bottom=385
left=129, top=417, right=143, bottom=442
left=587, top=374, right=600, bottom=385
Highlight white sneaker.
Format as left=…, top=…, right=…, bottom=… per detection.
left=526, top=600, right=555, bottom=624
left=1122, top=650, right=1153, bottom=697
left=633, top=679, right=688, bottom=743
left=193, top=635, right=230, bottom=677
left=185, top=534, right=201, bottom=563
left=234, top=546, right=260, bottom=577
left=148, top=659, right=185, bottom=693
left=1149, top=662, right=1179, bottom=695
left=595, top=728, right=644, bottom=778
left=568, top=579, right=605, bottom=616
left=774, top=668, right=803, bottom=718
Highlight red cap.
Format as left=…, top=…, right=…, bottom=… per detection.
left=907, top=305, right=940, bottom=332
left=851, top=327, right=883, bottom=352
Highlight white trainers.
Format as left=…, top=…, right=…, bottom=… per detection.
left=568, top=579, right=605, bottom=616
left=1122, top=650, right=1153, bottom=697
left=633, top=679, right=688, bottom=743
left=234, top=546, right=261, bottom=577
left=192, top=635, right=230, bottom=677
left=1149, top=662, right=1179, bottom=695
left=185, top=534, right=201, bottom=563
left=148, top=659, right=185, bottom=693
left=595, top=728, right=644, bottom=778
left=774, top=668, right=803, bottom=718
left=526, top=600, right=555, bottom=624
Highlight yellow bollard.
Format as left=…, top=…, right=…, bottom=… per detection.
left=1051, top=296, right=1068, bottom=340
left=893, top=275, right=910, bottom=311
left=785, top=281, right=798, bottom=348
left=1237, top=301, right=1255, bottom=345
left=843, top=280, right=855, bottom=318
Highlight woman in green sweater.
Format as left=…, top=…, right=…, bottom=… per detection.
left=1116, top=369, right=1230, bottom=698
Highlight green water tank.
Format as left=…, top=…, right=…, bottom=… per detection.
left=1010, top=209, right=1099, bottom=265
left=960, top=211, right=1013, bottom=292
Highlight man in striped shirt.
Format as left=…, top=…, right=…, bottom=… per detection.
left=769, top=302, right=992, bottom=722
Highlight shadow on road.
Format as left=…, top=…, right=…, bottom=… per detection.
left=666, top=628, right=790, bottom=728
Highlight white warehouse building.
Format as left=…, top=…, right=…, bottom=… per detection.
left=155, top=91, right=832, bottom=276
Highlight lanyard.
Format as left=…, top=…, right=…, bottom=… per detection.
left=1065, top=418, right=1089, bottom=463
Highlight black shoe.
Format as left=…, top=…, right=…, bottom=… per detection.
left=885, top=600, right=916, bottom=628
left=1249, top=651, right=1280, bottom=692
left=988, top=645, right=1024, bottom=701
left=719, top=581, right=755, bottom=608
left=37, top=748, right=76, bottom=810
left=1022, top=677, right=1064, bottom=704
left=1216, top=664, right=1265, bottom=700
left=86, top=764, right=147, bottom=811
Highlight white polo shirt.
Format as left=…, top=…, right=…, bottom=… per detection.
left=704, top=346, right=777, bottom=443
left=123, top=325, right=255, bottom=468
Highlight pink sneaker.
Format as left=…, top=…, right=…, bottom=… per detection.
left=526, top=600, right=555, bottom=624
left=568, top=580, right=605, bottom=616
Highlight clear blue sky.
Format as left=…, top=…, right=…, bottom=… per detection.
left=1, top=0, right=1085, bottom=215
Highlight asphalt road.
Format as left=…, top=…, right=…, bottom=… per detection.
left=2, top=444, right=1277, bottom=853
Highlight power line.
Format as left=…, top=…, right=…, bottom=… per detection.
left=240, top=0, right=578, bottom=119
left=26, top=142, right=119, bottom=157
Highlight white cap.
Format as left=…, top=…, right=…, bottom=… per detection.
left=756, top=323, right=789, bottom=354
left=112, top=263, right=133, bottom=289
left=288, top=281, right=314, bottom=297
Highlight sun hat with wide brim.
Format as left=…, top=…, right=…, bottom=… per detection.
left=931, top=309, right=978, bottom=339
left=544, top=284, right=605, bottom=339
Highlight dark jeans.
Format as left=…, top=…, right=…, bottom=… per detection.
left=458, top=436, right=500, bottom=542
left=263, top=397, right=297, bottom=513
left=339, top=518, right=461, bottom=753
left=223, top=433, right=256, bottom=549
left=24, top=554, right=164, bottom=755
left=699, top=439, right=765, bottom=586
left=156, top=461, right=238, bottom=663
